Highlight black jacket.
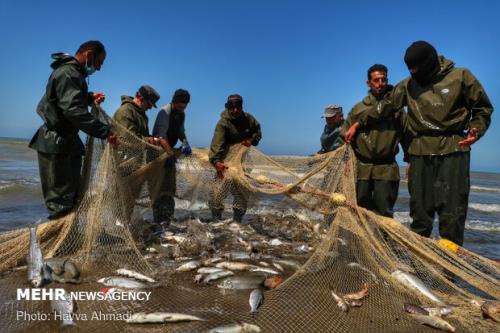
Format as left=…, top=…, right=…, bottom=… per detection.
left=29, top=53, right=111, bottom=155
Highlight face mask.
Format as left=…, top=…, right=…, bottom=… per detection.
left=85, top=54, right=96, bottom=76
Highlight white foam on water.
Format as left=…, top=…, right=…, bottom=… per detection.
left=466, top=220, right=500, bottom=232
left=469, top=203, right=500, bottom=213
left=470, top=185, right=500, bottom=193
left=393, top=211, right=411, bottom=225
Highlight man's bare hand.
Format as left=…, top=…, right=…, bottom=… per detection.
left=345, top=122, right=361, bottom=143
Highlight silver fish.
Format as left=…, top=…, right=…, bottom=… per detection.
left=217, top=276, right=265, bottom=290
left=423, top=306, right=453, bottom=317
left=116, top=268, right=155, bottom=283
left=203, top=257, right=224, bottom=266
left=126, top=312, right=205, bottom=323
left=203, top=270, right=234, bottom=283
left=330, top=290, right=348, bottom=312
left=176, top=260, right=201, bottom=272
left=410, top=314, right=456, bottom=332
left=28, top=225, right=44, bottom=287
left=249, top=289, right=263, bottom=313
left=216, top=261, right=257, bottom=271
left=404, top=303, right=429, bottom=315
left=206, top=322, right=261, bottom=333
left=51, top=290, right=76, bottom=326
left=224, top=251, right=251, bottom=260
left=97, top=276, right=147, bottom=289
left=391, top=270, right=445, bottom=305
left=197, top=267, right=225, bottom=274
left=250, top=267, right=280, bottom=275
left=273, top=259, right=301, bottom=271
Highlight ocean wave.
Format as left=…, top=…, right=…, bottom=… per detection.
left=470, top=185, right=500, bottom=193
left=394, top=211, right=499, bottom=232
left=466, top=220, right=500, bottom=232
left=468, top=203, right=500, bottom=213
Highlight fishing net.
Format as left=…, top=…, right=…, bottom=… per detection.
left=0, top=108, right=498, bottom=333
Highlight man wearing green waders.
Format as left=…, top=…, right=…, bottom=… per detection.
left=342, top=64, right=407, bottom=217
left=345, top=41, right=493, bottom=245
left=29, top=41, right=116, bottom=220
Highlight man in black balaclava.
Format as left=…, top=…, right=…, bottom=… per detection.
left=345, top=40, right=494, bottom=246
left=404, top=41, right=441, bottom=85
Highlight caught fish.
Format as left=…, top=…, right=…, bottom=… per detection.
left=264, top=275, right=283, bottom=289
left=224, top=251, right=251, bottom=261
left=203, top=257, right=224, bottom=266
left=273, top=259, right=301, bottom=271
left=331, top=290, right=348, bottom=312
left=391, top=270, right=445, bottom=305
left=116, top=268, right=155, bottom=283
left=481, top=300, right=500, bottom=322
left=347, top=262, right=378, bottom=282
left=249, top=289, right=263, bottom=313
left=272, top=263, right=284, bottom=272
left=126, top=312, right=205, bottom=324
left=410, top=314, right=456, bottom=332
left=344, top=283, right=369, bottom=301
left=28, top=225, right=44, bottom=287
left=218, top=275, right=266, bottom=290
left=423, top=306, right=453, bottom=317
left=259, top=261, right=270, bottom=267
left=51, top=290, right=76, bottom=326
left=203, top=270, right=234, bottom=283
left=197, top=267, right=224, bottom=274
left=216, top=262, right=256, bottom=271
left=97, top=276, right=147, bottom=289
left=176, top=260, right=201, bottom=272
left=206, top=322, right=261, bottom=333
left=404, top=303, right=429, bottom=315
left=250, top=267, right=280, bottom=275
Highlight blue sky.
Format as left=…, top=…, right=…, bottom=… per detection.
left=0, top=0, right=499, bottom=172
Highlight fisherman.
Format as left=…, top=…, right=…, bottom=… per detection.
left=345, top=41, right=493, bottom=245
left=342, top=64, right=407, bottom=217
left=113, top=84, right=162, bottom=145
left=208, top=94, right=262, bottom=222
left=29, top=40, right=116, bottom=220
left=150, top=89, right=192, bottom=232
left=113, top=85, right=169, bottom=223
left=317, top=104, right=344, bottom=154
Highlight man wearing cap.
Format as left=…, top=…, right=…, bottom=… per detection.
left=317, top=105, right=344, bottom=154
left=342, top=64, right=406, bottom=217
left=149, top=89, right=192, bottom=229
left=29, top=40, right=116, bottom=220
left=208, top=94, right=262, bottom=222
left=113, top=85, right=161, bottom=141
left=345, top=41, right=493, bottom=245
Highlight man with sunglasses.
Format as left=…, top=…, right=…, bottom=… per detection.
left=208, top=94, right=262, bottom=222
left=342, top=64, right=406, bottom=217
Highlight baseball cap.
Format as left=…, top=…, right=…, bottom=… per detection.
left=322, top=104, right=343, bottom=118
left=138, top=85, right=160, bottom=108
